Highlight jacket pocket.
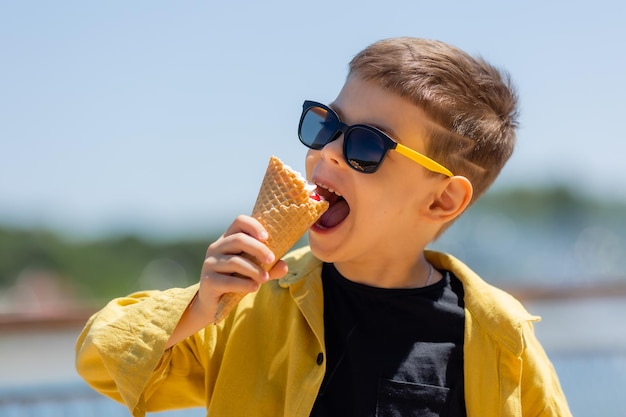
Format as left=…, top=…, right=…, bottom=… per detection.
left=376, top=378, right=449, bottom=417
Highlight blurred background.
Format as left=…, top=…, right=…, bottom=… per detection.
left=1, top=1, right=625, bottom=415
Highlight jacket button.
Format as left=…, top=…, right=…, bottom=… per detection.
left=316, top=352, right=324, bottom=365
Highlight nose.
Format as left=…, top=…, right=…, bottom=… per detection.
left=319, top=132, right=345, bottom=168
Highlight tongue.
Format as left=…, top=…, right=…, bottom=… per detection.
left=318, top=198, right=350, bottom=228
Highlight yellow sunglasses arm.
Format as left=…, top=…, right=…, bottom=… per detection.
left=395, top=143, right=454, bottom=177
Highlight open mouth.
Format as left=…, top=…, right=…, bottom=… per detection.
left=314, top=183, right=350, bottom=229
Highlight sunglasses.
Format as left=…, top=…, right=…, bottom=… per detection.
left=298, top=100, right=453, bottom=176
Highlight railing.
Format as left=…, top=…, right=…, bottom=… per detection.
left=2, top=289, right=626, bottom=416
left=2, top=352, right=626, bottom=417
left=0, top=381, right=204, bottom=416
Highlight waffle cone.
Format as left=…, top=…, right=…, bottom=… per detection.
left=214, top=156, right=328, bottom=323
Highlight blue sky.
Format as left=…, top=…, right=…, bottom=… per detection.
left=1, top=1, right=625, bottom=239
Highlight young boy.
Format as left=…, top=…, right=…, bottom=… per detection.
left=76, top=37, right=572, bottom=416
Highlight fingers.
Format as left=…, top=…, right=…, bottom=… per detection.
left=203, top=252, right=269, bottom=290
left=207, top=215, right=275, bottom=269
left=179, top=215, right=290, bottom=330
left=207, top=215, right=274, bottom=265
left=197, top=215, right=277, bottom=313
left=222, top=214, right=270, bottom=243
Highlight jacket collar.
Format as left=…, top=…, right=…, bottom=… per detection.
left=279, top=246, right=538, bottom=357
left=425, top=250, right=539, bottom=356
left=279, top=247, right=326, bottom=347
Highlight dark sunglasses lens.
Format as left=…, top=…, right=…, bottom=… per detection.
left=300, top=106, right=338, bottom=149
left=344, top=128, right=386, bottom=173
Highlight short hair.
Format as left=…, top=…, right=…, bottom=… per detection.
left=349, top=37, right=519, bottom=204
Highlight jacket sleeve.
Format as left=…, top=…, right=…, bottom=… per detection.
left=519, top=320, right=573, bottom=417
left=75, top=284, right=205, bottom=417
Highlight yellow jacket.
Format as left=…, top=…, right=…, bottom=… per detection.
left=76, top=247, right=572, bottom=416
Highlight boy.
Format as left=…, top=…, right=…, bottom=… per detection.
left=76, top=37, right=572, bottom=416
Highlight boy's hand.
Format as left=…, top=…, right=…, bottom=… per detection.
left=193, top=215, right=288, bottom=327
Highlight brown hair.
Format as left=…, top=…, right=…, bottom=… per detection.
left=349, top=37, right=519, bottom=204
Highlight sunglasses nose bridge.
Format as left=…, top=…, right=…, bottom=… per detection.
left=326, top=120, right=353, bottom=148
left=331, top=124, right=348, bottom=143
left=317, top=118, right=348, bottom=148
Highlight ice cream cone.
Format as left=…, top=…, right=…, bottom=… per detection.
left=213, top=156, right=328, bottom=323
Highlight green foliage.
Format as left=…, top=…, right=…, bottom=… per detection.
left=0, top=185, right=624, bottom=302
left=0, top=228, right=216, bottom=302
left=473, top=185, right=624, bottom=228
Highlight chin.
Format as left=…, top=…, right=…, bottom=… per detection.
left=308, top=237, right=338, bottom=263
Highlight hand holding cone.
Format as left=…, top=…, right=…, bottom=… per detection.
left=213, top=156, right=328, bottom=323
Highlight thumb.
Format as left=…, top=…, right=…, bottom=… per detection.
left=267, top=260, right=288, bottom=280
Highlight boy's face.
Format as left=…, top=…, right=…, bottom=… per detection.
left=305, top=75, right=447, bottom=280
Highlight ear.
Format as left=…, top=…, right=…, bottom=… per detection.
left=426, top=176, right=473, bottom=223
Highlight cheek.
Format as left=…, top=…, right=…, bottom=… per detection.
left=305, top=149, right=318, bottom=178
left=367, top=178, right=428, bottom=218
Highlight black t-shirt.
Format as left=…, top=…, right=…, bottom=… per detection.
left=310, top=263, right=466, bottom=417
